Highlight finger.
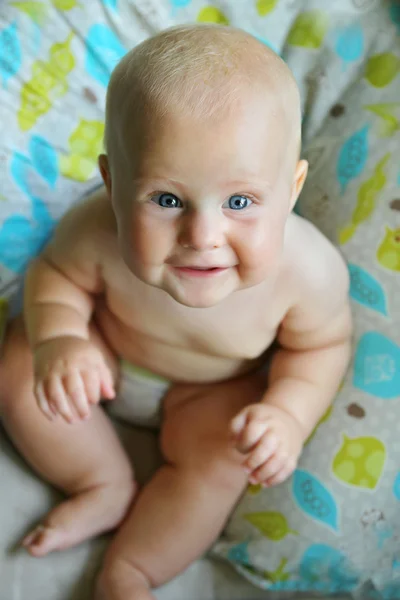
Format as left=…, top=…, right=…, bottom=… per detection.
left=99, top=363, right=115, bottom=400
left=244, top=433, right=279, bottom=472
left=63, top=371, right=90, bottom=420
left=231, top=407, right=249, bottom=437
left=231, top=404, right=269, bottom=444
left=46, top=376, right=76, bottom=424
left=82, top=369, right=100, bottom=405
left=236, top=419, right=271, bottom=454
left=249, top=452, right=287, bottom=485
left=265, top=461, right=296, bottom=488
left=34, top=381, right=54, bottom=421
left=48, top=402, right=59, bottom=417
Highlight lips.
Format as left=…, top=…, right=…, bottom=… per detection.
left=173, top=266, right=228, bottom=278
left=173, top=263, right=227, bottom=270
left=181, top=266, right=220, bottom=270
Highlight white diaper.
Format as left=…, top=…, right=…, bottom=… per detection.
left=107, top=360, right=171, bottom=429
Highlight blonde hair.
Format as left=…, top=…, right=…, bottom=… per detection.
left=104, top=24, right=301, bottom=164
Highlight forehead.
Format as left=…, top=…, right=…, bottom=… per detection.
left=133, top=93, right=292, bottom=183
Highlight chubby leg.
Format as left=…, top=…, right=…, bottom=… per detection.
left=0, top=317, right=135, bottom=557
left=96, top=371, right=266, bottom=600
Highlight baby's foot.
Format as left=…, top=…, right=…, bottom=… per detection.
left=22, top=525, right=66, bottom=558
left=22, top=480, right=136, bottom=557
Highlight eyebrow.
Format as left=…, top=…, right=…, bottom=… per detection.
left=133, top=176, right=184, bottom=188
left=226, top=179, right=272, bottom=192
left=133, top=176, right=272, bottom=194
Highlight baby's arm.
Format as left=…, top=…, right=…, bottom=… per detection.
left=24, top=195, right=115, bottom=423
left=233, top=222, right=352, bottom=486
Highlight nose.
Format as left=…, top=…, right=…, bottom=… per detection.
left=178, top=209, right=225, bottom=251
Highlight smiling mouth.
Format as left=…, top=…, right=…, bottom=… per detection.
left=173, top=266, right=228, bottom=277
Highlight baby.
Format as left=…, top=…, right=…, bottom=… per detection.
left=0, top=24, right=352, bottom=600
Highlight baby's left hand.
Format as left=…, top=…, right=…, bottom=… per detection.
left=231, top=404, right=304, bottom=487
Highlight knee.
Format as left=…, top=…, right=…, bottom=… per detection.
left=0, top=317, right=33, bottom=412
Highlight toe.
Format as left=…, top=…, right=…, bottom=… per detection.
left=22, top=524, right=61, bottom=557
left=22, top=525, right=45, bottom=548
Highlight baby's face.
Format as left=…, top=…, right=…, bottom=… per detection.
left=110, top=96, right=305, bottom=308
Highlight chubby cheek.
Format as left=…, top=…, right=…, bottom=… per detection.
left=235, top=214, right=285, bottom=282
left=121, top=209, right=175, bottom=272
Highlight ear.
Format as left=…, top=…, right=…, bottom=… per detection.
left=385, top=226, right=393, bottom=234
left=98, top=154, right=112, bottom=199
left=289, top=159, right=308, bottom=212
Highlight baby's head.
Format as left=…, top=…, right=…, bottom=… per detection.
left=99, top=24, right=307, bottom=308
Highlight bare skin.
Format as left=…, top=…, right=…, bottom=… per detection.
left=0, top=25, right=352, bottom=600
left=0, top=317, right=135, bottom=557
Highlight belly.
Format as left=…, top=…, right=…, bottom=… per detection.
left=95, top=304, right=265, bottom=384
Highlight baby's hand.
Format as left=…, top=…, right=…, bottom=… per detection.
left=33, top=337, right=115, bottom=424
left=231, top=404, right=304, bottom=487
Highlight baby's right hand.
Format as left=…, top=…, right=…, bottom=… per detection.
left=33, top=336, right=115, bottom=424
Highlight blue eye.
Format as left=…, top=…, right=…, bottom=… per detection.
left=224, top=194, right=253, bottom=210
left=154, top=193, right=182, bottom=208
left=225, top=195, right=252, bottom=210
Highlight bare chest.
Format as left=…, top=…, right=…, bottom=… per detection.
left=101, top=259, right=286, bottom=362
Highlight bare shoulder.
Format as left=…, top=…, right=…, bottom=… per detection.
left=52, top=186, right=114, bottom=240
left=282, top=214, right=350, bottom=319
left=42, top=186, right=117, bottom=292
left=45, top=187, right=116, bottom=259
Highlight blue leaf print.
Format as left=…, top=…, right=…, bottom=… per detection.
left=170, top=0, right=192, bottom=6
left=336, top=125, right=369, bottom=193
left=10, top=151, right=32, bottom=198
left=0, top=21, right=21, bottom=88
left=292, top=470, right=339, bottom=532
left=0, top=211, right=53, bottom=273
left=227, top=542, right=250, bottom=566
left=348, top=263, right=388, bottom=316
left=335, top=24, right=364, bottom=68
left=0, top=214, right=32, bottom=272
left=381, top=582, right=400, bottom=600
left=353, top=332, right=400, bottom=399
left=300, top=544, right=359, bottom=590
left=393, top=472, right=400, bottom=500
left=390, top=1, right=400, bottom=32
left=29, top=135, right=59, bottom=188
left=85, top=24, right=126, bottom=87
left=30, top=196, right=54, bottom=228
left=101, top=0, right=118, bottom=10
left=1, top=153, right=55, bottom=273
left=393, top=555, right=400, bottom=571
